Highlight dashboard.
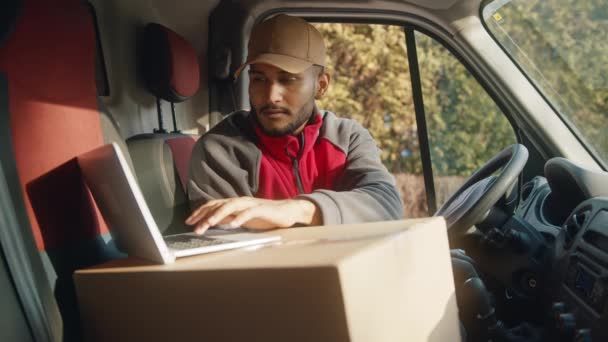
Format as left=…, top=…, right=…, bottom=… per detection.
left=552, top=197, right=608, bottom=340
left=507, top=158, right=608, bottom=341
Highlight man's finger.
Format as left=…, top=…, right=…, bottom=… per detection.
left=189, top=202, right=232, bottom=235
left=193, top=223, right=211, bottom=235
left=185, top=199, right=225, bottom=224
left=228, top=207, right=259, bottom=229
left=230, top=206, right=291, bottom=230
left=205, top=198, right=258, bottom=227
left=186, top=201, right=223, bottom=225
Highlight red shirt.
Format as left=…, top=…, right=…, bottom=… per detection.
left=254, top=114, right=347, bottom=199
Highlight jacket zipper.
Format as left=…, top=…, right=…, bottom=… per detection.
left=293, top=159, right=304, bottom=194
left=289, top=134, right=305, bottom=194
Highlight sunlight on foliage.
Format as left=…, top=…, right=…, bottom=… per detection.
left=485, top=0, right=608, bottom=162
left=314, top=23, right=516, bottom=177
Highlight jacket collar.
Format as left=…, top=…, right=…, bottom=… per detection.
left=253, top=109, right=322, bottom=162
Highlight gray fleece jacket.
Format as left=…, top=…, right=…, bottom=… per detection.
left=187, top=110, right=404, bottom=225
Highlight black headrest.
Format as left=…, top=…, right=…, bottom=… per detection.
left=141, top=23, right=200, bottom=102
left=0, top=0, right=22, bottom=47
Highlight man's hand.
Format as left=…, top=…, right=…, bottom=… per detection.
left=185, top=197, right=322, bottom=235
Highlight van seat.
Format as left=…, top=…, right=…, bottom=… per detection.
left=127, top=22, right=201, bottom=232
left=127, top=135, right=196, bottom=235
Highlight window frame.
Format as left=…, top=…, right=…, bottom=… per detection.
left=235, top=9, right=522, bottom=215
left=407, top=25, right=522, bottom=212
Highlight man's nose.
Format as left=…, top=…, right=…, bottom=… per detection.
left=267, top=82, right=284, bottom=103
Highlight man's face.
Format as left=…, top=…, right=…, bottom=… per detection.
left=248, top=63, right=321, bottom=136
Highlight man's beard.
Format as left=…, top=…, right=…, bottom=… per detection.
left=251, top=103, right=315, bottom=137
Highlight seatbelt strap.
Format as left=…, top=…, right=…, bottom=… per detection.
left=218, top=79, right=237, bottom=114
left=209, top=47, right=236, bottom=126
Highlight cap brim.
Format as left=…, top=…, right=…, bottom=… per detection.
left=234, top=53, right=314, bottom=78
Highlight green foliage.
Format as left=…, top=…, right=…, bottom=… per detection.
left=486, top=0, right=608, bottom=163
left=314, top=23, right=516, bottom=176
left=416, top=33, right=516, bottom=176
left=315, top=24, right=421, bottom=174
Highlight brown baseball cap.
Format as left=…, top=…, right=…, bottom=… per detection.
left=234, top=14, right=325, bottom=77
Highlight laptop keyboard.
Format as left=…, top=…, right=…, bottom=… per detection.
left=164, top=235, right=232, bottom=250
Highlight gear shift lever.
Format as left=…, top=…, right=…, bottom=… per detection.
left=460, top=277, right=503, bottom=338
left=459, top=277, right=541, bottom=341
left=461, top=278, right=499, bottom=323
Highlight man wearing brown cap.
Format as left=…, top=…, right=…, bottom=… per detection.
left=186, top=14, right=403, bottom=233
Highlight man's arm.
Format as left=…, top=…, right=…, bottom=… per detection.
left=186, top=119, right=258, bottom=209
left=186, top=116, right=322, bottom=233
left=186, top=196, right=321, bottom=234
left=298, top=117, right=404, bottom=224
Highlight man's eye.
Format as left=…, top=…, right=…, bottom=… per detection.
left=280, top=76, right=298, bottom=83
left=251, top=75, right=266, bottom=82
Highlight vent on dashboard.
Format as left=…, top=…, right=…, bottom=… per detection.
left=573, top=248, right=603, bottom=273
left=583, top=230, right=608, bottom=254
left=563, top=208, right=591, bottom=249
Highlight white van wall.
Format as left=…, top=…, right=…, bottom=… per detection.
left=89, top=0, right=219, bottom=137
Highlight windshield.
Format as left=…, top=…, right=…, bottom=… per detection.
left=482, top=0, right=608, bottom=166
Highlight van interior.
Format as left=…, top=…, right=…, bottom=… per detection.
left=1, top=0, right=608, bottom=341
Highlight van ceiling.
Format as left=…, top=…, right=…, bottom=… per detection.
left=218, top=0, right=477, bottom=33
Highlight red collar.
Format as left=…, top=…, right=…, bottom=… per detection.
left=254, top=112, right=322, bottom=162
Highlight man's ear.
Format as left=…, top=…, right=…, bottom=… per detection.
left=315, top=72, right=331, bottom=100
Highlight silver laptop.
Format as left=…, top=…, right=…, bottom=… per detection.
left=77, top=143, right=281, bottom=264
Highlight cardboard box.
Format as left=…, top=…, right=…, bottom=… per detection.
left=75, top=218, right=460, bottom=341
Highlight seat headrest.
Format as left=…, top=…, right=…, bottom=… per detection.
left=142, top=23, right=199, bottom=102
left=0, top=0, right=22, bottom=47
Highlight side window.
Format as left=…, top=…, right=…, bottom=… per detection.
left=415, top=32, right=517, bottom=208
left=313, top=23, right=517, bottom=216
left=314, top=23, right=427, bottom=218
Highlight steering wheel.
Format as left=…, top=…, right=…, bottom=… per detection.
left=435, top=144, right=529, bottom=236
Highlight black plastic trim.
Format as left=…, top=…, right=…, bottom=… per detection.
left=0, top=0, right=22, bottom=48
left=86, top=2, right=110, bottom=97
left=404, top=27, right=437, bottom=215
